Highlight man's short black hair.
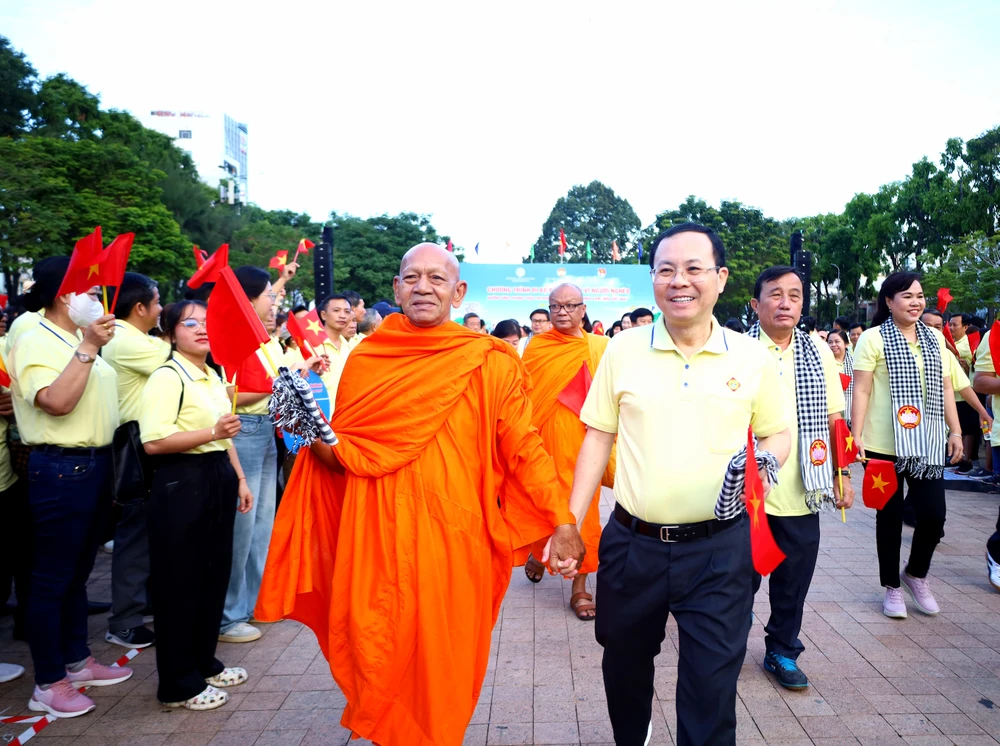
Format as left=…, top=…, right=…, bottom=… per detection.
left=463, top=312, right=480, bottom=323
left=800, top=315, right=817, bottom=333
left=291, top=304, right=308, bottom=315
left=752, top=266, right=802, bottom=301
left=833, top=316, right=852, bottom=331
left=530, top=308, right=550, bottom=321
left=112, top=272, right=158, bottom=319
left=318, top=293, right=350, bottom=324
left=630, top=307, right=654, bottom=324
left=342, top=290, right=363, bottom=309
left=921, top=308, right=943, bottom=319
left=724, top=317, right=746, bottom=333
left=951, top=313, right=973, bottom=327
left=849, top=322, right=866, bottom=333
left=648, top=223, right=726, bottom=269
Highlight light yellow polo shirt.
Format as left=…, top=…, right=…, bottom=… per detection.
left=972, top=329, right=1000, bottom=441
left=102, top=320, right=171, bottom=423
left=757, top=329, right=845, bottom=517
left=140, top=354, right=232, bottom=454
left=852, top=325, right=950, bottom=457
left=0, top=409, right=17, bottom=492
left=319, top=335, right=354, bottom=410
left=3, top=310, right=43, bottom=361
left=580, top=318, right=789, bottom=524
left=11, top=320, right=119, bottom=447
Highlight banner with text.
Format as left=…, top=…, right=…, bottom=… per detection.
left=456, top=263, right=654, bottom=327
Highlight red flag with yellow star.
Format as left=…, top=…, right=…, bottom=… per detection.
left=300, top=309, right=329, bottom=349
left=188, top=244, right=229, bottom=289
left=56, top=227, right=112, bottom=298
left=269, top=250, right=289, bottom=270
left=834, top=419, right=858, bottom=467
left=746, top=427, right=786, bottom=576
left=863, top=459, right=897, bottom=510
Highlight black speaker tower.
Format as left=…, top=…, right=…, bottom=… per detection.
left=790, top=231, right=812, bottom=316
left=314, top=225, right=334, bottom=302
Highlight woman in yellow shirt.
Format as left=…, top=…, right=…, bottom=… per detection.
left=827, top=329, right=852, bottom=429
left=140, top=300, right=252, bottom=710
left=10, top=257, right=132, bottom=719
left=852, top=272, right=962, bottom=620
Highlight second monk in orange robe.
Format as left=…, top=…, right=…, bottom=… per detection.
left=255, top=243, right=586, bottom=746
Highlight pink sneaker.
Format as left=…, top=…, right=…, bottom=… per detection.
left=66, top=657, right=133, bottom=687
left=29, top=679, right=96, bottom=718
left=882, top=586, right=907, bottom=619
left=901, top=572, right=940, bottom=615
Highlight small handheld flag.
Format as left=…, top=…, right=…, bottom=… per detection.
left=611, top=240, right=620, bottom=263
left=833, top=418, right=856, bottom=523
left=936, top=287, right=953, bottom=312
left=188, top=245, right=229, bottom=289
left=269, top=250, right=289, bottom=270
left=942, top=323, right=960, bottom=356
left=446, top=240, right=454, bottom=253
left=746, top=426, right=786, bottom=576
left=968, top=329, right=982, bottom=354
left=989, top=321, right=1000, bottom=370
left=862, top=459, right=898, bottom=510
left=839, top=372, right=852, bottom=391
left=559, top=229, right=567, bottom=257
left=193, top=246, right=209, bottom=268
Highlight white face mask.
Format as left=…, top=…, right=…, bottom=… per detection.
left=67, top=293, right=104, bottom=328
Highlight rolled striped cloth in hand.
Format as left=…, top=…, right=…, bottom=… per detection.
left=269, top=367, right=338, bottom=447
left=714, top=438, right=781, bottom=520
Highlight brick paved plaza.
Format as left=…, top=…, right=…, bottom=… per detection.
left=3, top=478, right=1000, bottom=745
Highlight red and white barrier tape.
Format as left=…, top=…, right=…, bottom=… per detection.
left=1, top=648, right=141, bottom=745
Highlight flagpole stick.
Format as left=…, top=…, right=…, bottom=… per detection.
left=102, top=286, right=109, bottom=315
left=838, top=470, right=846, bottom=523
left=231, top=372, right=239, bottom=416
left=259, top=341, right=279, bottom=377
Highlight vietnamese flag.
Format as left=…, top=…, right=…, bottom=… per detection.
left=833, top=419, right=858, bottom=467
left=105, top=233, right=136, bottom=312
left=839, top=372, right=852, bottom=391
left=746, top=427, right=786, bottom=576
left=193, top=245, right=209, bottom=268
left=968, top=329, right=981, bottom=354
left=863, top=459, right=898, bottom=510
left=287, top=312, right=319, bottom=357
left=297, top=239, right=314, bottom=255
left=188, top=244, right=229, bottom=289
left=301, top=309, right=329, bottom=349
left=446, top=240, right=453, bottom=253
left=611, top=240, right=621, bottom=263
left=0, top=355, right=10, bottom=388
left=942, top=323, right=960, bottom=357
left=936, top=287, right=953, bottom=312
left=207, top=266, right=271, bottom=375
left=269, top=250, right=289, bottom=270
left=559, top=228, right=567, bottom=257
left=231, top=352, right=273, bottom=394
left=56, top=227, right=111, bottom=298
left=556, top=362, right=593, bottom=417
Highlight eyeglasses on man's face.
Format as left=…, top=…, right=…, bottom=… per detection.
left=549, top=302, right=583, bottom=314
left=650, top=265, right=721, bottom=284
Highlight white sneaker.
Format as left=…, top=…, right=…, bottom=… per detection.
left=989, top=552, right=1000, bottom=592
left=0, top=662, right=25, bottom=683
left=100, top=540, right=114, bottom=554
left=644, top=719, right=652, bottom=746
left=218, top=622, right=261, bottom=643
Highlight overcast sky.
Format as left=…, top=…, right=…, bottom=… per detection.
left=3, top=0, right=999, bottom=263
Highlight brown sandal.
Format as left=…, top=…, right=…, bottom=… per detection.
left=570, top=592, right=596, bottom=621
left=524, top=555, right=545, bottom=584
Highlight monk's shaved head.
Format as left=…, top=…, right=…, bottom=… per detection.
left=548, top=283, right=586, bottom=337
left=394, top=242, right=468, bottom=328
left=549, top=283, right=583, bottom=303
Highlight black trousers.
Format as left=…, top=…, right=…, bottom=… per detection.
left=0, top=479, right=30, bottom=629
left=987, top=505, right=1000, bottom=562
left=109, top=498, right=150, bottom=633
left=751, top=513, right=820, bottom=661
left=596, top=511, right=752, bottom=746
left=868, top=451, right=945, bottom=587
left=148, top=451, right=237, bottom=702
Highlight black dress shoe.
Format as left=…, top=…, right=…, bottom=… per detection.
left=87, top=601, right=112, bottom=615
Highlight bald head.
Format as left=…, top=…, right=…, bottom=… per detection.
left=394, top=242, right=468, bottom=328
left=549, top=283, right=586, bottom=337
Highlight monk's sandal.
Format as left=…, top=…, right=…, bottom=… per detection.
left=206, top=667, right=248, bottom=688
left=163, top=685, right=228, bottom=711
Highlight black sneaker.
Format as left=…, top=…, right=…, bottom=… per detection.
left=106, top=626, right=155, bottom=649
left=763, top=651, right=808, bottom=689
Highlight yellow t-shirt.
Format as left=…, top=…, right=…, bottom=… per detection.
left=0, top=407, right=17, bottom=492
left=140, top=354, right=233, bottom=454
left=319, top=335, right=354, bottom=411
left=102, top=320, right=171, bottom=423
left=580, top=319, right=790, bottom=524
left=972, top=329, right=1000, bottom=441
left=852, top=325, right=949, bottom=457
left=3, top=310, right=43, bottom=360
left=11, top=320, right=119, bottom=447
left=756, top=330, right=846, bottom=517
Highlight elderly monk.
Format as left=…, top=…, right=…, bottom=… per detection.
left=520, top=284, right=612, bottom=621
left=255, top=243, right=585, bottom=746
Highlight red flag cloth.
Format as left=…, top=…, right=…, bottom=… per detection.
left=936, top=287, right=953, bottom=312
left=188, top=244, right=229, bottom=289
left=556, top=362, right=593, bottom=417
left=446, top=240, right=453, bottom=253
left=56, top=227, right=110, bottom=297
left=0, top=294, right=8, bottom=309
left=207, top=266, right=271, bottom=374
left=833, top=418, right=858, bottom=467
left=559, top=228, right=567, bottom=256
left=863, top=459, right=898, bottom=510
left=942, top=323, right=960, bottom=356
left=746, top=426, right=786, bottom=576
left=0, top=355, right=10, bottom=388
left=839, top=372, right=852, bottom=391
left=592, top=321, right=605, bottom=336
left=611, top=240, right=621, bottom=262
left=989, top=321, right=1000, bottom=369
left=301, top=310, right=329, bottom=348
left=105, top=233, right=136, bottom=312
left=232, top=352, right=273, bottom=394
left=193, top=245, right=208, bottom=268
left=297, top=239, right=314, bottom=254
left=968, top=329, right=981, bottom=354
left=286, top=312, right=318, bottom=357
left=269, top=250, right=289, bottom=269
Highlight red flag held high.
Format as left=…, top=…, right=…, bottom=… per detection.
left=863, top=459, right=898, bottom=510
left=446, top=240, right=453, bottom=253
left=297, top=239, right=314, bottom=254
left=833, top=418, right=858, bottom=468
left=105, top=233, right=136, bottom=311
left=269, top=250, right=289, bottom=270
left=936, top=287, right=953, bottom=312
left=193, top=245, right=209, bottom=268
left=989, top=321, right=1000, bottom=370
left=207, top=266, right=271, bottom=375
left=188, top=245, right=229, bottom=289
left=611, top=240, right=621, bottom=262
left=559, top=229, right=567, bottom=256
left=968, top=329, right=981, bottom=354
left=556, top=362, right=593, bottom=418
left=301, top=309, right=329, bottom=349
left=746, top=427, right=786, bottom=576
left=839, top=372, right=851, bottom=391
left=56, top=227, right=110, bottom=298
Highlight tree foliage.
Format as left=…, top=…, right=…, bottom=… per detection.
left=530, top=181, right=641, bottom=264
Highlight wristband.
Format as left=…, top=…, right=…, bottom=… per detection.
left=948, top=433, right=962, bottom=439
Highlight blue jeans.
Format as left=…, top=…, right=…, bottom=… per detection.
left=221, top=415, right=278, bottom=631
left=26, top=447, right=112, bottom=685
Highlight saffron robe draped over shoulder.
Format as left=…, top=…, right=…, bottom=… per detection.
left=255, top=314, right=575, bottom=746
left=519, top=330, right=614, bottom=574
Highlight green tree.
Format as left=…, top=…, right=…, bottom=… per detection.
left=530, top=181, right=641, bottom=263
left=923, top=232, right=1000, bottom=322
left=0, top=36, right=38, bottom=137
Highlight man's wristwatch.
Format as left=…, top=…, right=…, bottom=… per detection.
left=74, top=350, right=96, bottom=364
left=837, top=468, right=851, bottom=476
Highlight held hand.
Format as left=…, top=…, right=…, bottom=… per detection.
left=834, top=473, right=855, bottom=509
left=0, top=391, right=13, bottom=418
left=280, top=262, right=299, bottom=282
left=214, top=414, right=243, bottom=440
left=853, top=431, right=866, bottom=462
left=237, top=480, right=254, bottom=514
left=947, top=434, right=964, bottom=465
left=984, top=416, right=994, bottom=434
left=541, top=524, right=586, bottom=578
left=305, top=355, right=328, bottom=374
left=82, top=314, right=116, bottom=350
left=741, top=468, right=772, bottom=505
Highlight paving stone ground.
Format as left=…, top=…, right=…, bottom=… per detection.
left=3, top=477, right=1000, bottom=745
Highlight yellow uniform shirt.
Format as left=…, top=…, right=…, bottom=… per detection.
left=319, top=335, right=353, bottom=410
left=102, top=320, right=171, bottom=423
left=580, top=319, right=789, bottom=524
left=951, top=335, right=973, bottom=402
left=11, top=321, right=119, bottom=447
left=972, top=330, right=1000, bottom=441
left=3, top=310, right=43, bottom=361
left=140, top=354, right=233, bottom=454
left=757, top=330, right=845, bottom=517
left=0, top=406, right=18, bottom=492
left=852, top=326, right=949, bottom=457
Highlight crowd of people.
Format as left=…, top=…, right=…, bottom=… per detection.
left=1, top=225, right=999, bottom=746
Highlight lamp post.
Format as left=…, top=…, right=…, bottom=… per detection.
left=831, top=263, right=842, bottom=312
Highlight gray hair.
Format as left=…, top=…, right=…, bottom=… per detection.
left=358, top=308, right=382, bottom=335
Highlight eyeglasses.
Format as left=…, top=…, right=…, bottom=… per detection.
left=179, top=319, right=208, bottom=330
left=266, top=292, right=278, bottom=303
left=650, top=265, right=721, bottom=284
left=548, top=303, right=584, bottom=313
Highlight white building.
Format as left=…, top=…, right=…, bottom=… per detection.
left=139, top=110, right=248, bottom=204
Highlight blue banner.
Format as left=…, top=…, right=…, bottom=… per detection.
left=281, top=370, right=330, bottom=455
left=456, top=263, right=655, bottom=329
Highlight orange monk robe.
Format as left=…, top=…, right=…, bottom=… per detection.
left=518, top=330, right=614, bottom=574
left=255, top=314, right=575, bottom=746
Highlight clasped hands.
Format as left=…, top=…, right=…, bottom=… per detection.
left=541, top=524, right=586, bottom=579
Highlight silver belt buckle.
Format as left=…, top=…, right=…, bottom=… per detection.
left=659, top=525, right=680, bottom=543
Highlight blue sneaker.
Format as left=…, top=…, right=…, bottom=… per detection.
left=763, top=651, right=809, bottom=689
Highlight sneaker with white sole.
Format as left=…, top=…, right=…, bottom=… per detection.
left=218, top=622, right=261, bottom=643
left=988, top=552, right=1000, bottom=592
left=0, top=662, right=25, bottom=683
left=65, top=657, right=133, bottom=687
left=883, top=586, right=907, bottom=619
left=29, top=679, right=96, bottom=718
left=106, top=626, right=155, bottom=649
left=901, top=571, right=940, bottom=615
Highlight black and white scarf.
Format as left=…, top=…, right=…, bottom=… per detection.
left=747, top=324, right=836, bottom=513
left=880, top=318, right=945, bottom=479
left=269, top=368, right=338, bottom=447
left=715, top=438, right=781, bottom=520
left=842, top=349, right=854, bottom=429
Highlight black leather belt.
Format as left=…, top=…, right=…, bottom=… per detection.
left=34, top=444, right=112, bottom=458
left=614, top=503, right=740, bottom=543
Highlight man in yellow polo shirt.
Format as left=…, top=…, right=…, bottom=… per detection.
left=317, top=294, right=355, bottom=410
left=945, top=313, right=984, bottom=475
left=102, top=273, right=169, bottom=650
left=747, top=266, right=852, bottom=691
left=567, top=223, right=791, bottom=746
